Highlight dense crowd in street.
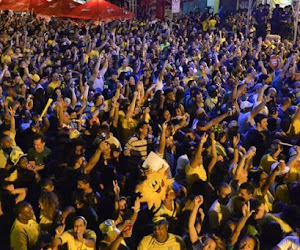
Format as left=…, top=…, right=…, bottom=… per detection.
left=0, top=3, right=300, bottom=250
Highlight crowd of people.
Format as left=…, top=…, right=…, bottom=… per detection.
left=0, top=3, right=300, bottom=250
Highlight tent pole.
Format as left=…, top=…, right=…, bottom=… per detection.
left=294, top=0, right=300, bottom=44
left=246, top=0, right=253, bottom=37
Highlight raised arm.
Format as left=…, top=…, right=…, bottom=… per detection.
left=84, top=143, right=105, bottom=174
left=125, top=91, right=138, bottom=119
left=261, top=162, right=281, bottom=196
left=207, top=132, right=217, bottom=175
left=200, top=112, right=229, bottom=131
left=8, top=108, right=16, bottom=135
left=229, top=201, right=254, bottom=246
left=158, top=122, right=167, bottom=156
left=250, top=94, right=271, bottom=119
left=188, top=196, right=204, bottom=244
left=190, top=133, right=208, bottom=169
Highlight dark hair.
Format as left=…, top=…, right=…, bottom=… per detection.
left=14, top=201, right=31, bottom=217
left=254, top=114, right=268, bottom=124
left=136, top=121, right=148, bottom=132
left=249, top=198, right=263, bottom=214
left=75, top=216, right=87, bottom=226
left=98, top=124, right=110, bottom=133
left=240, top=234, right=260, bottom=250
left=77, top=174, right=91, bottom=185
left=240, top=182, right=255, bottom=195
left=33, top=133, right=46, bottom=143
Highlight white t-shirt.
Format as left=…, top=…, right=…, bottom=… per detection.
left=277, top=236, right=300, bottom=250
left=238, top=111, right=254, bottom=135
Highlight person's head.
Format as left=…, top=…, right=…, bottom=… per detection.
left=200, top=234, right=225, bottom=250
left=137, top=121, right=149, bottom=138
left=238, top=234, right=259, bottom=250
left=38, top=191, right=59, bottom=220
left=0, top=135, right=12, bottom=149
left=41, top=178, right=54, bottom=192
left=73, top=140, right=86, bottom=156
left=172, top=76, right=180, bottom=86
left=64, top=71, right=72, bottom=82
left=115, top=196, right=127, bottom=212
left=250, top=199, right=265, bottom=220
left=163, top=110, right=171, bottom=121
left=164, top=88, right=175, bottom=102
left=238, top=182, right=254, bottom=202
left=270, top=140, right=283, bottom=154
left=254, top=114, right=268, bottom=131
left=15, top=201, right=34, bottom=224
left=99, top=219, right=120, bottom=243
left=73, top=216, right=87, bottom=235
left=18, top=155, right=30, bottom=169
left=33, top=134, right=46, bottom=153
left=94, top=93, right=104, bottom=106
left=7, top=86, right=17, bottom=98
left=175, top=104, right=185, bottom=117
left=165, top=183, right=179, bottom=202
left=217, top=182, right=231, bottom=205
left=152, top=218, right=169, bottom=243
left=77, top=175, right=91, bottom=191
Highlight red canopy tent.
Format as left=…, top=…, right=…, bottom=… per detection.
left=30, top=0, right=81, bottom=17
left=65, top=0, right=134, bottom=21
left=0, top=0, right=30, bottom=12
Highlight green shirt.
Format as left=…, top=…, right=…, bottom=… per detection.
left=27, top=147, right=52, bottom=166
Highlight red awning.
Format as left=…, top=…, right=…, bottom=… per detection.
left=0, top=0, right=30, bottom=12
left=65, top=0, right=134, bottom=21
left=30, top=0, right=80, bottom=16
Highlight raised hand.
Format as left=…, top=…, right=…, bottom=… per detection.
left=113, top=180, right=120, bottom=196
left=200, top=133, right=208, bottom=145
left=198, top=207, right=205, bottom=222
left=162, top=122, right=168, bottom=132
left=193, top=195, right=204, bottom=208
left=233, top=134, right=240, bottom=148
left=132, top=197, right=140, bottom=212
left=55, top=224, right=65, bottom=236
left=242, top=201, right=255, bottom=218
left=245, top=146, right=256, bottom=159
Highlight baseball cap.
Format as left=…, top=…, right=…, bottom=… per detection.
left=29, top=74, right=40, bottom=83
left=99, top=219, right=120, bottom=235
left=10, top=150, right=27, bottom=166
left=240, top=101, right=254, bottom=110
left=152, top=217, right=169, bottom=226
left=228, top=120, right=238, bottom=128
left=271, top=162, right=289, bottom=176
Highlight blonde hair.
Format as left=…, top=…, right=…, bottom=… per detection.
left=39, top=191, right=59, bottom=221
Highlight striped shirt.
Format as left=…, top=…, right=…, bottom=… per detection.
left=125, top=134, right=158, bottom=162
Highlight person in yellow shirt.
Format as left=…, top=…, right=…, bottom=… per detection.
left=118, top=58, right=133, bottom=76
left=137, top=217, right=186, bottom=250
left=47, top=72, right=61, bottom=96
left=208, top=16, right=217, bottom=30
left=259, top=140, right=283, bottom=174
left=10, top=201, right=40, bottom=249
left=185, top=134, right=208, bottom=190
left=52, top=216, right=96, bottom=250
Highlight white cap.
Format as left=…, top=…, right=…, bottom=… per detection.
left=271, top=162, right=289, bottom=176
left=240, top=101, right=254, bottom=110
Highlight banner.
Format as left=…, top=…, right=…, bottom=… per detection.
left=172, top=0, right=180, bottom=13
